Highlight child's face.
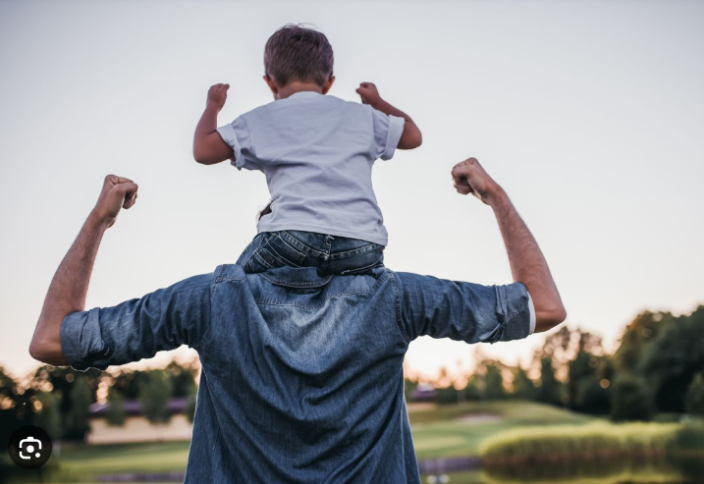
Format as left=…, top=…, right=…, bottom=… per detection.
left=263, top=75, right=335, bottom=100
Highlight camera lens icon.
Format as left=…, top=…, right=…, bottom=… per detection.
left=19, top=436, right=43, bottom=459
left=8, top=426, right=52, bottom=469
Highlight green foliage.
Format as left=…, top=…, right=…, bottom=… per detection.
left=512, top=367, right=536, bottom=401
left=484, top=364, right=505, bottom=400
left=464, top=375, right=483, bottom=401
left=404, top=378, right=417, bottom=402
left=34, top=391, right=62, bottom=441
left=165, top=361, right=197, bottom=398
left=186, top=394, right=197, bottom=424
left=574, top=377, right=610, bottom=415
left=685, top=372, right=704, bottom=417
left=107, top=387, right=127, bottom=427
left=138, top=370, right=173, bottom=425
left=568, top=351, right=597, bottom=407
left=610, top=375, right=653, bottom=422
left=434, top=385, right=461, bottom=405
left=536, top=358, right=562, bottom=407
left=64, top=374, right=93, bottom=441
left=480, top=422, right=683, bottom=464
left=640, top=306, right=704, bottom=413
left=613, top=311, right=668, bottom=374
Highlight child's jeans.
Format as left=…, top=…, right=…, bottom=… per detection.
left=237, top=230, right=385, bottom=275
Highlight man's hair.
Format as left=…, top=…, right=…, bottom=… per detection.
left=264, top=24, right=334, bottom=87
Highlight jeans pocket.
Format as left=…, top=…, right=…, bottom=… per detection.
left=267, top=233, right=308, bottom=265
left=244, top=247, right=285, bottom=274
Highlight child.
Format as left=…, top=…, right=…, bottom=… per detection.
left=193, top=24, right=422, bottom=275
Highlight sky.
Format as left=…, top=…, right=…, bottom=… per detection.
left=1, top=0, right=703, bottom=381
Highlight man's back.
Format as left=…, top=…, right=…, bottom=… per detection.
left=174, top=264, right=531, bottom=482
left=189, top=265, right=414, bottom=482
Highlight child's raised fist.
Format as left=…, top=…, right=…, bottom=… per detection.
left=207, top=83, right=230, bottom=111
left=356, top=82, right=382, bottom=107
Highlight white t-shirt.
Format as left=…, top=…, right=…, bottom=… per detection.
left=217, top=91, right=405, bottom=246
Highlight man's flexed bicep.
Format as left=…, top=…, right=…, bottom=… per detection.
left=60, top=273, right=213, bottom=371
left=395, top=272, right=533, bottom=345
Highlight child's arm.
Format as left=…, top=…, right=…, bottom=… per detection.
left=193, top=84, right=234, bottom=165
left=356, top=82, right=422, bottom=150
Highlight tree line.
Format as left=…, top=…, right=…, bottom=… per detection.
left=407, top=305, right=704, bottom=421
left=0, top=360, right=199, bottom=453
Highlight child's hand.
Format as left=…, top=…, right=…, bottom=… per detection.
left=207, top=83, right=230, bottom=111
left=356, top=82, right=383, bottom=107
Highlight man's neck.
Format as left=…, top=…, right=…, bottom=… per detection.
left=277, top=81, right=324, bottom=100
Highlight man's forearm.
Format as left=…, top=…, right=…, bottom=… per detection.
left=30, top=214, right=108, bottom=364
left=489, top=189, right=566, bottom=332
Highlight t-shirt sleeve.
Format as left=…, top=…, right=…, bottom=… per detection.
left=371, top=108, right=405, bottom=161
left=395, top=272, right=533, bottom=344
left=216, top=116, right=260, bottom=171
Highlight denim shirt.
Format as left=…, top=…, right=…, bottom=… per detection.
left=60, top=265, right=533, bottom=483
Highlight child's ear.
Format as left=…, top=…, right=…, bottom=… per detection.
left=263, top=75, right=278, bottom=97
left=322, top=75, right=336, bottom=95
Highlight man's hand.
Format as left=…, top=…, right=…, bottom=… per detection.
left=207, top=83, right=230, bottom=112
left=356, top=82, right=382, bottom=107
left=451, top=158, right=504, bottom=206
left=91, top=175, right=139, bottom=228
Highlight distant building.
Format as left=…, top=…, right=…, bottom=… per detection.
left=411, top=383, right=435, bottom=402
left=87, top=397, right=192, bottom=444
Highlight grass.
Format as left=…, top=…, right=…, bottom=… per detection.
left=410, top=400, right=593, bottom=459
left=9, top=400, right=687, bottom=483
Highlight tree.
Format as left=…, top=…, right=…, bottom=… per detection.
left=34, top=392, right=62, bottom=441
left=639, top=306, right=704, bottom=413
left=464, top=375, right=483, bottom=401
left=610, top=375, right=653, bottom=422
left=64, top=374, right=92, bottom=441
left=186, top=394, right=197, bottom=424
left=107, top=388, right=126, bottom=427
left=685, top=372, right=704, bottom=417
left=484, top=363, right=505, bottom=400
left=536, top=358, right=562, bottom=406
left=613, top=311, right=669, bottom=374
left=512, top=367, right=536, bottom=400
left=139, top=370, right=173, bottom=425
left=575, top=378, right=610, bottom=415
left=166, top=361, right=197, bottom=398
left=568, top=351, right=598, bottom=408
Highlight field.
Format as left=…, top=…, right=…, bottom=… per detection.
left=7, top=400, right=595, bottom=484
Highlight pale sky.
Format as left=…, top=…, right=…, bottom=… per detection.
left=1, top=0, right=703, bottom=380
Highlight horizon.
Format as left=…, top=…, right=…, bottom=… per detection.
left=1, top=0, right=703, bottom=380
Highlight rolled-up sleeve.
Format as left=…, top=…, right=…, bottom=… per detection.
left=216, top=116, right=259, bottom=171
left=60, top=273, right=213, bottom=371
left=396, top=272, right=533, bottom=344
left=371, top=108, right=405, bottom=161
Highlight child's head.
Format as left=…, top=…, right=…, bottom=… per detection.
left=264, top=24, right=335, bottom=97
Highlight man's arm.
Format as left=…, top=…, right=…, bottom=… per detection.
left=193, top=83, right=234, bottom=165
left=452, top=158, right=566, bottom=333
left=356, top=82, right=422, bottom=150
left=29, top=176, right=139, bottom=365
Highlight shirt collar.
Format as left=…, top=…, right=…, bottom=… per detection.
left=257, top=267, right=332, bottom=288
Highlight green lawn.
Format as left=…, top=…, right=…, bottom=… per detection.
left=9, top=400, right=593, bottom=483
left=411, top=400, right=594, bottom=459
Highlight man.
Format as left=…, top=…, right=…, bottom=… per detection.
left=30, top=158, right=565, bottom=483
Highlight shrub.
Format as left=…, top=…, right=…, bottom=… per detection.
left=480, top=422, right=683, bottom=465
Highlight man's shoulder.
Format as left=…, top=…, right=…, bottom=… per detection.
left=213, top=264, right=247, bottom=283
